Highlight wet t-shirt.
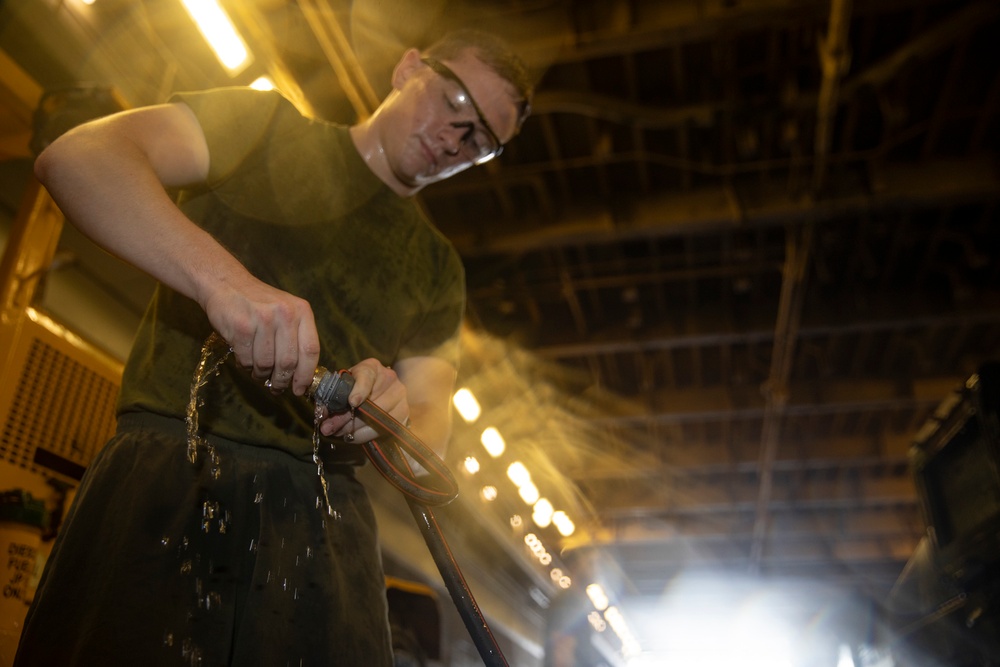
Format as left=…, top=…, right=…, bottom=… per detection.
left=117, top=87, right=465, bottom=461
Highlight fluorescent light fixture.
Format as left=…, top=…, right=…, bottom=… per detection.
left=480, top=427, right=505, bottom=457
left=604, top=606, right=642, bottom=657
left=587, top=610, right=607, bottom=632
left=180, top=0, right=250, bottom=73
left=532, top=498, right=554, bottom=527
left=552, top=510, right=575, bottom=536
left=249, top=76, right=274, bottom=91
left=452, top=388, right=481, bottom=422
left=518, top=481, right=540, bottom=505
left=837, top=644, right=856, bottom=667
left=506, top=461, right=530, bottom=487
left=586, top=583, right=609, bottom=611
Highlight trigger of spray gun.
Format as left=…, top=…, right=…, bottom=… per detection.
left=306, top=367, right=355, bottom=413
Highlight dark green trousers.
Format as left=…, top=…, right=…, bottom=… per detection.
left=15, top=412, right=393, bottom=666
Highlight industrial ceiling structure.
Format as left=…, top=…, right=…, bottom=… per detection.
left=2, top=0, right=999, bottom=663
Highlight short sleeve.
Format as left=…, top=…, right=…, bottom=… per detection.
left=397, top=246, right=466, bottom=367
left=170, top=88, right=287, bottom=185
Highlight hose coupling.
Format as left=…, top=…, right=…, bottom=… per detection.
left=306, top=366, right=355, bottom=413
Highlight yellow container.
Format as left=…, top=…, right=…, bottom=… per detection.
left=0, top=491, right=48, bottom=667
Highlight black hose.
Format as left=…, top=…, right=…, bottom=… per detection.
left=311, top=368, right=509, bottom=666
left=406, top=500, right=510, bottom=667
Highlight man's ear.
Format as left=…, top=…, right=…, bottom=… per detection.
left=391, top=48, right=424, bottom=90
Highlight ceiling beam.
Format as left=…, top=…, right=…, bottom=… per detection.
left=532, top=302, right=1000, bottom=358
left=435, top=157, right=1000, bottom=254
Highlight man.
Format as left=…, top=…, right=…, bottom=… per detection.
left=17, top=29, right=532, bottom=666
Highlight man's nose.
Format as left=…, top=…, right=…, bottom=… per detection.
left=440, top=124, right=466, bottom=156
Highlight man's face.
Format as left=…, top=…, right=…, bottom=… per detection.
left=379, top=49, right=522, bottom=191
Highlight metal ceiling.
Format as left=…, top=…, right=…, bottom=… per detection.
left=2, top=0, right=1000, bottom=661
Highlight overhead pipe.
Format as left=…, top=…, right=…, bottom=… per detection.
left=748, top=223, right=814, bottom=570
left=812, top=0, right=853, bottom=194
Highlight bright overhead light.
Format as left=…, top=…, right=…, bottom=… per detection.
left=506, top=461, right=531, bottom=487
left=480, top=485, right=497, bottom=502
left=552, top=510, right=575, bottom=536
left=249, top=76, right=274, bottom=91
left=518, top=481, right=540, bottom=505
left=480, top=427, right=505, bottom=457
left=641, top=599, right=796, bottom=667
left=604, top=606, right=641, bottom=658
left=532, top=498, right=554, bottom=527
left=463, top=456, right=480, bottom=474
left=453, top=388, right=482, bottom=422
left=180, top=0, right=251, bottom=73
left=837, top=644, right=856, bottom=667
left=586, top=583, right=610, bottom=611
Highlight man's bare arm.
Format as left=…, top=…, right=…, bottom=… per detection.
left=33, top=103, right=320, bottom=394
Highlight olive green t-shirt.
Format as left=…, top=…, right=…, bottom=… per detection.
left=118, top=88, right=465, bottom=461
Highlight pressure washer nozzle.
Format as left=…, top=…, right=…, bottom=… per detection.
left=306, top=367, right=355, bottom=413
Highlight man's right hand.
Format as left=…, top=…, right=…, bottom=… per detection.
left=202, top=275, right=321, bottom=397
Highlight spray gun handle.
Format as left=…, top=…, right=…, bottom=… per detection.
left=307, top=366, right=355, bottom=413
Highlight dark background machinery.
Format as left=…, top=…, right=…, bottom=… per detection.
left=882, top=363, right=1000, bottom=667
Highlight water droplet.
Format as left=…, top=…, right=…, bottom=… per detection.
left=181, top=637, right=203, bottom=666
left=305, top=547, right=312, bottom=559
left=248, top=538, right=256, bottom=552
left=254, top=492, right=264, bottom=504
left=161, top=536, right=170, bottom=548
left=180, top=560, right=193, bottom=575
left=186, top=334, right=231, bottom=469
left=282, top=578, right=288, bottom=591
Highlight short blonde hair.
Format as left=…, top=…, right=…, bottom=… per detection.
left=424, top=29, right=533, bottom=129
